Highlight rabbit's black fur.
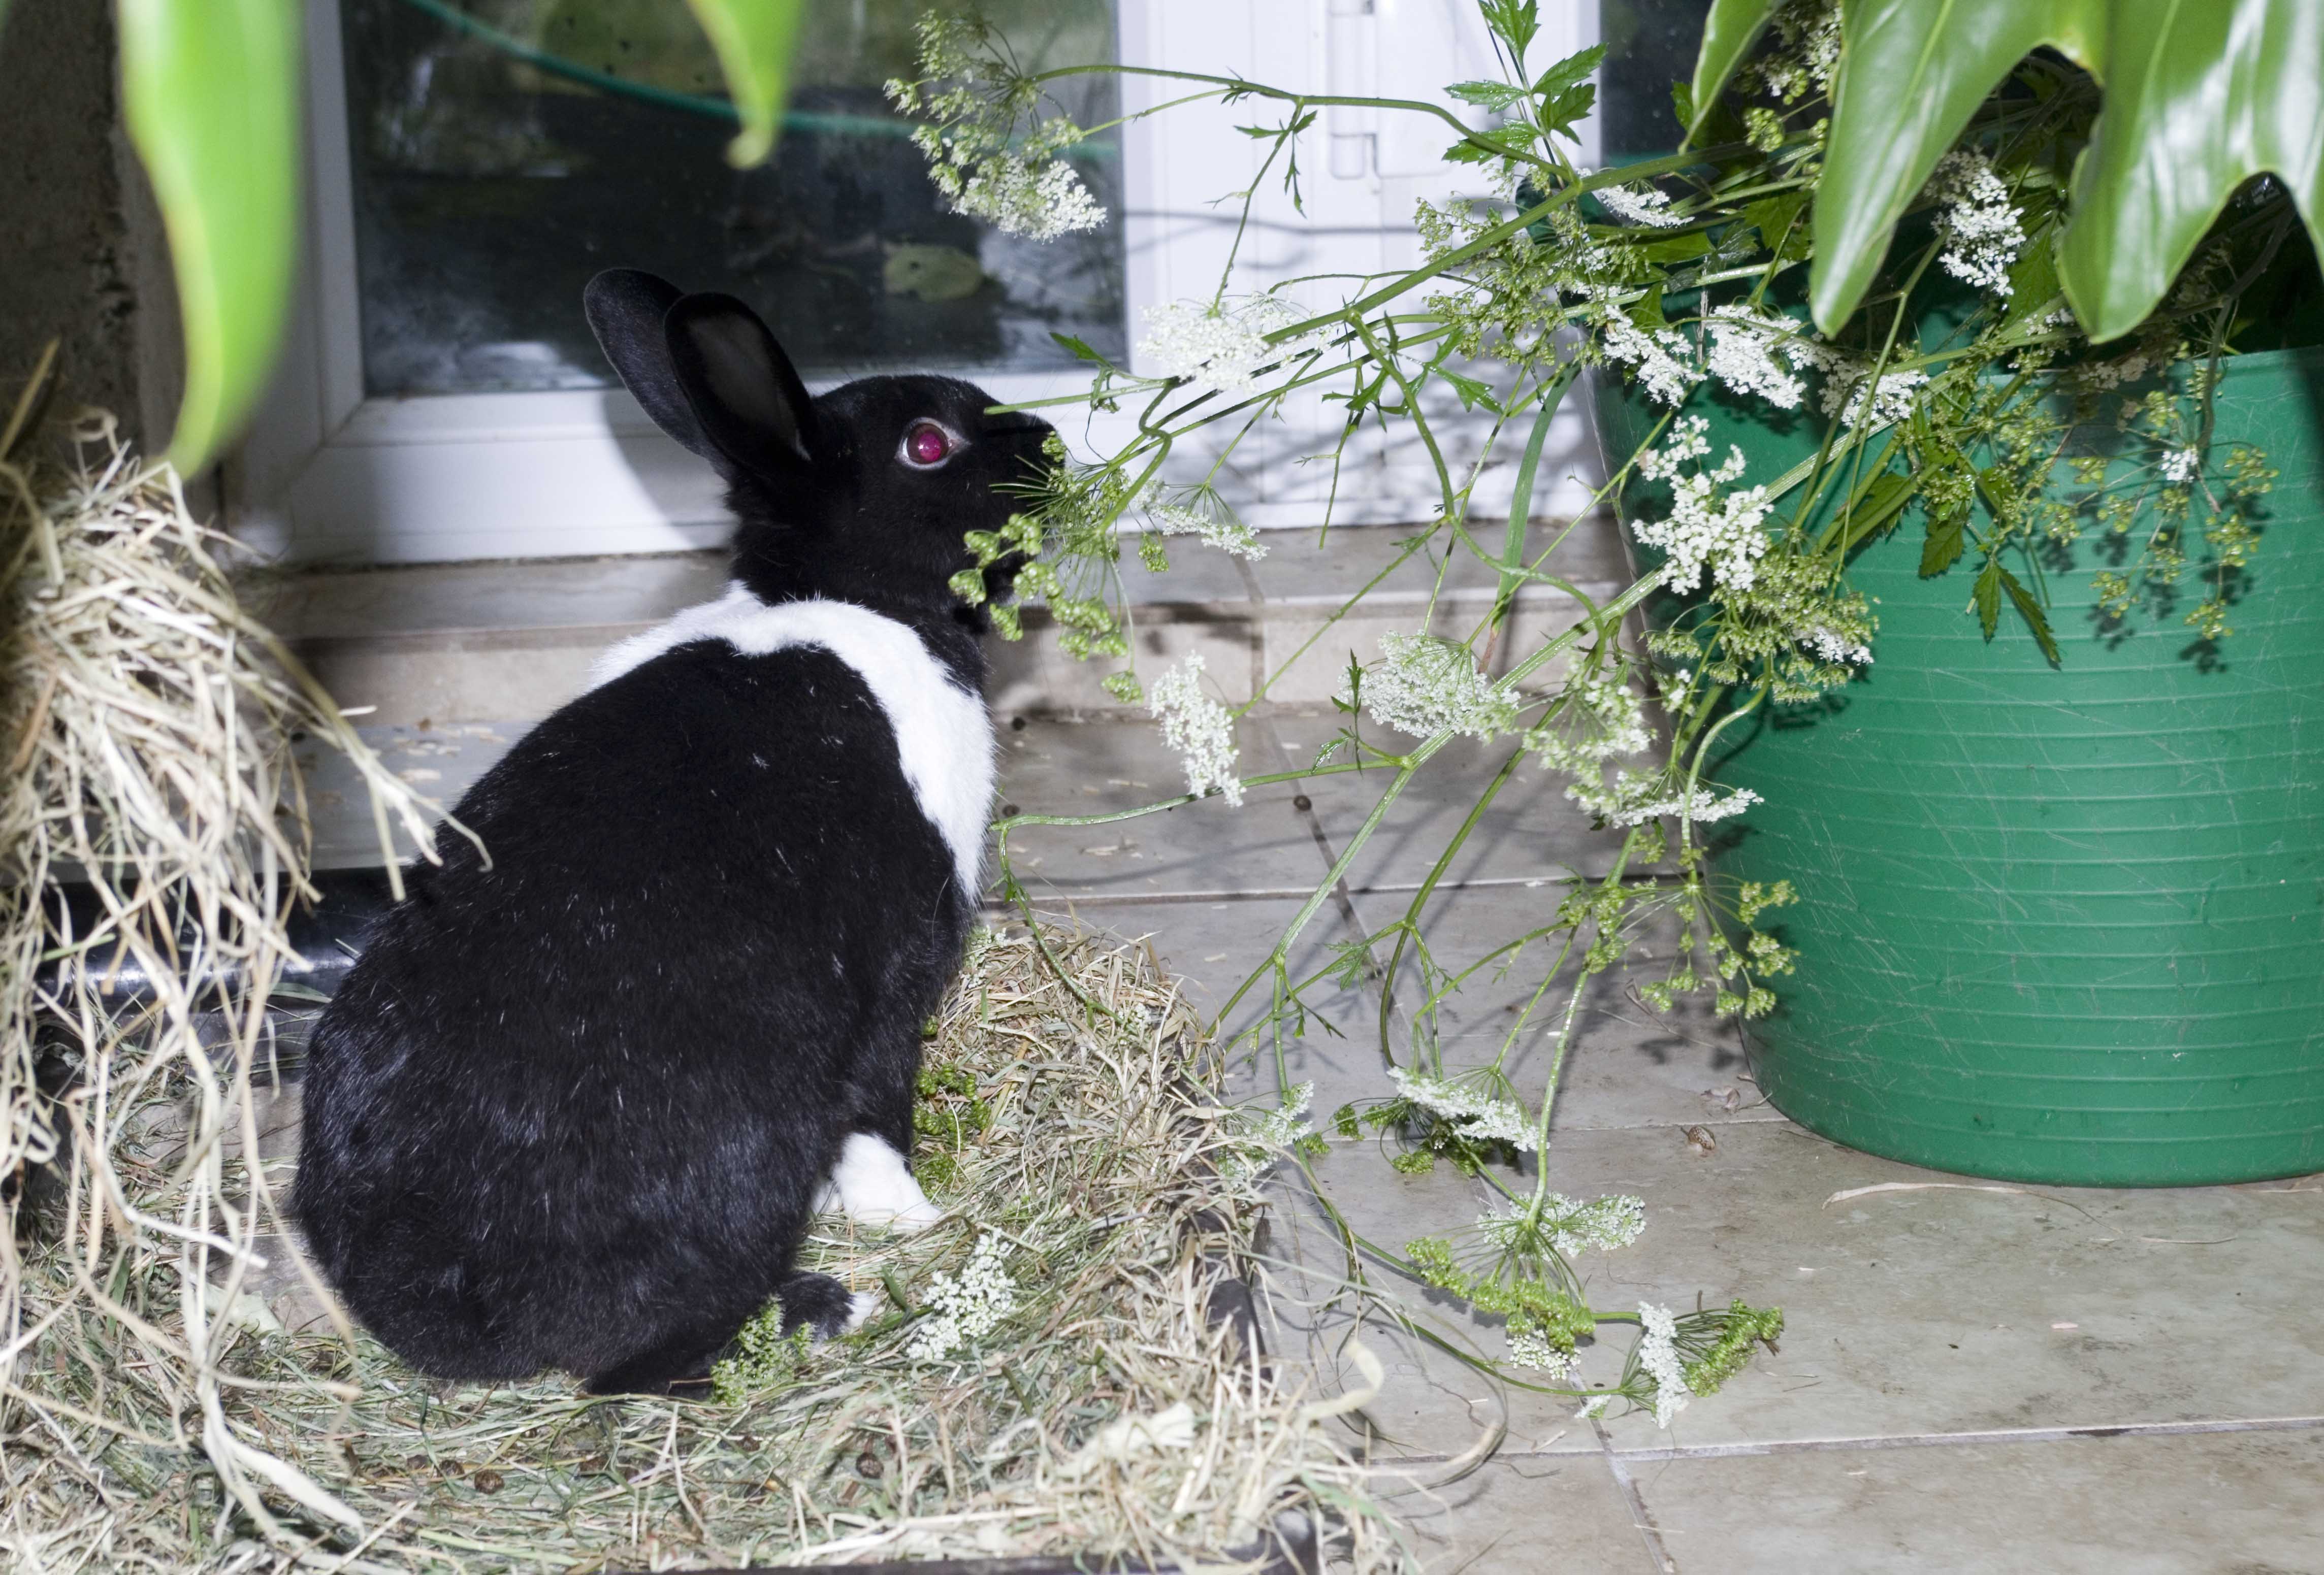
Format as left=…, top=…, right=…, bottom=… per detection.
left=290, top=271, right=1051, bottom=1393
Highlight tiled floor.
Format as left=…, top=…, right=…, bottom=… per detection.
left=296, top=693, right=2324, bottom=1574
left=993, top=712, right=2324, bottom=1574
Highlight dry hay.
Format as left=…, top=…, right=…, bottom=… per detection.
left=1, top=393, right=1409, bottom=1572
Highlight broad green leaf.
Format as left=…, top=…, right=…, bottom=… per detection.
left=1532, top=44, right=1607, bottom=99
left=1642, top=230, right=1713, bottom=264
left=1920, top=510, right=1968, bottom=576
left=1999, top=566, right=2061, bottom=663
left=1972, top=555, right=2003, bottom=638
left=1685, top=0, right=1778, bottom=146
left=2058, top=0, right=2324, bottom=340
left=1537, top=80, right=1597, bottom=141
left=1447, top=80, right=1527, bottom=111
left=1810, top=0, right=2106, bottom=332
left=684, top=0, right=808, bottom=167
left=2001, top=238, right=2064, bottom=329
left=118, top=0, right=301, bottom=473
left=1481, top=0, right=1540, bottom=62
left=1438, top=368, right=1500, bottom=413
left=1747, top=0, right=2319, bottom=338
left=1740, top=191, right=1808, bottom=256
left=1442, top=124, right=1539, bottom=165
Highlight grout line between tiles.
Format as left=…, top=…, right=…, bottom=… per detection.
left=1606, top=1412, right=2324, bottom=1462
left=985, top=873, right=1601, bottom=909
left=1592, top=1418, right=1683, bottom=1573
left=1368, top=1413, right=2324, bottom=1470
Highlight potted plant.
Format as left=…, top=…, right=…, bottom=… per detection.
left=1587, top=0, right=2324, bottom=1185
left=876, top=0, right=2320, bottom=1427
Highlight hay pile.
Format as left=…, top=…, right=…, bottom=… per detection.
left=1, top=397, right=1407, bottom=1572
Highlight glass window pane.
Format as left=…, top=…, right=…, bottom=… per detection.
left=339, top=0, right=1124, bottom=396
left=1599, top=0, right=1713, bottom=162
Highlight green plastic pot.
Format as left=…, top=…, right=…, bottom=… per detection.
left=1594, top=346, right=2324, bottom=1186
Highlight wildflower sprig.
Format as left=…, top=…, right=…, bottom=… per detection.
left=885, top=16, right=1106, bottom=241
left=905, top=1231, right=1021, bottom=1361
left=1577, top=1299, right=1787, bottom=1425
left=897, top=0, right=2300, bottom=1425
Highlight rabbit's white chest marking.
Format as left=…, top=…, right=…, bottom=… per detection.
left=815, top=1132, right=942, bottom=1232
left=589, top=585, right=994, bottom=898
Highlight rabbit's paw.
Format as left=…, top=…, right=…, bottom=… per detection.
left=773, top=1270, right=864, bottom=1342
left=818, top=1132, right=947, bottom=1234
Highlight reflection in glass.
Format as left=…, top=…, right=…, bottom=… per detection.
left=340, top=0, right=1124, bottom=395
left=1598, top=0, right=1714, bottom=162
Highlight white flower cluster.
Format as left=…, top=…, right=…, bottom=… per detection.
left=890, top=22, right=1111, bottom=245
left=1819, top=362, right=1929, bottom=430
left=1527, top=672, right=1653, bottom=779
left=1480, top=1193, right=1648, bottom=1257
left=1148, top=653, right=1244, bottom=807
left=1507, top=1327, right=1578, bottom=1377
left=1138, top=295, right=1313, bottom=398
left=2161, top=447, right=2203, bottom=484
left=1552, top=1193, right=1647, bottom=1254
left=1247, top=1081, right=1316, bottom=1153
left=1685, top=302, right=1931, bottom=432
left=1636, top=1302, right=1694, bottom=1428
left=2075, top=351, right=2152, bottom=393
left=1704, top=305, right=1818, bottom=410
left=951, top=150, right=1106, bottom=241
left=1633, top=412, right=1713, bottom=482
left=1630, top=418, right=1774, bottom=593
left=1346, top=632, right=1518, bottom=740
left=1745, top=0, right=1841, bottom=103
left=1800, top=626, right=1873, bottom=665
left=1387, top=1066, right=1538, bottom=1151
left=1925, top=151, right=2025, bottom=298
left=1609, top=783, right=1762, bottom=827
left=1595, top=183, right=1686, bottom=228
left=1147, top=501, right=1267, bottom=561
left=1599, top=308, right=1702, bottom=407
left=1224, top=1082, right=1316, bottom=1183
left=906, top=1232, right=1018, bottom=1360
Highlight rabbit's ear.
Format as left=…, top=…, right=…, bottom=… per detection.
left=663, top=292, right=819, bottom=479
left=583, top=270, right=719, bottom=461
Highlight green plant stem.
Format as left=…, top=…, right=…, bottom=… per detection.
left=1373, top=746, right=1529, bottom=1067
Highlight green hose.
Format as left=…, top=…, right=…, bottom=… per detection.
left=388, top=0, right=909, bottom=139
left=385, top=0, right=1116, bottom=157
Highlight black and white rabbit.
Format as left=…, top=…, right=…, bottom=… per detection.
left=289, top=270, right=1051, bottom=1394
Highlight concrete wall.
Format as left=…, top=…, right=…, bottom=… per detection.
left=0, top=0, right=182, bottom=457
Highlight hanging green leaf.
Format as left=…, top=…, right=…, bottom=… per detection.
left=1998, top=566, right=2061, bottom=663
left=1686, top=0, right=2324, bottom=341
left=1919, top=511, right=1968, bottom=576
left=1685, top=0, right=1777, bottom=146
left=116, top=0, right=301, bottom=473
left=1479, top=0, right=1540, bottom=62
left=684, top=0, right=809, bottom=167
left=1807, top=0, right=2103, bottom=335
left=2058, top=0, right=2324, bottom=341
left=1972, top=555, right=2004, bottom=638
left=1447, top=80, right=1528, bottom=111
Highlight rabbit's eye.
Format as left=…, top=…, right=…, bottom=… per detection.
left=900, top=420, right=956, bottom=468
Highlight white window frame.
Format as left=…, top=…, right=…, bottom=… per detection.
left=231, top=0, right=1597, bottom=567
